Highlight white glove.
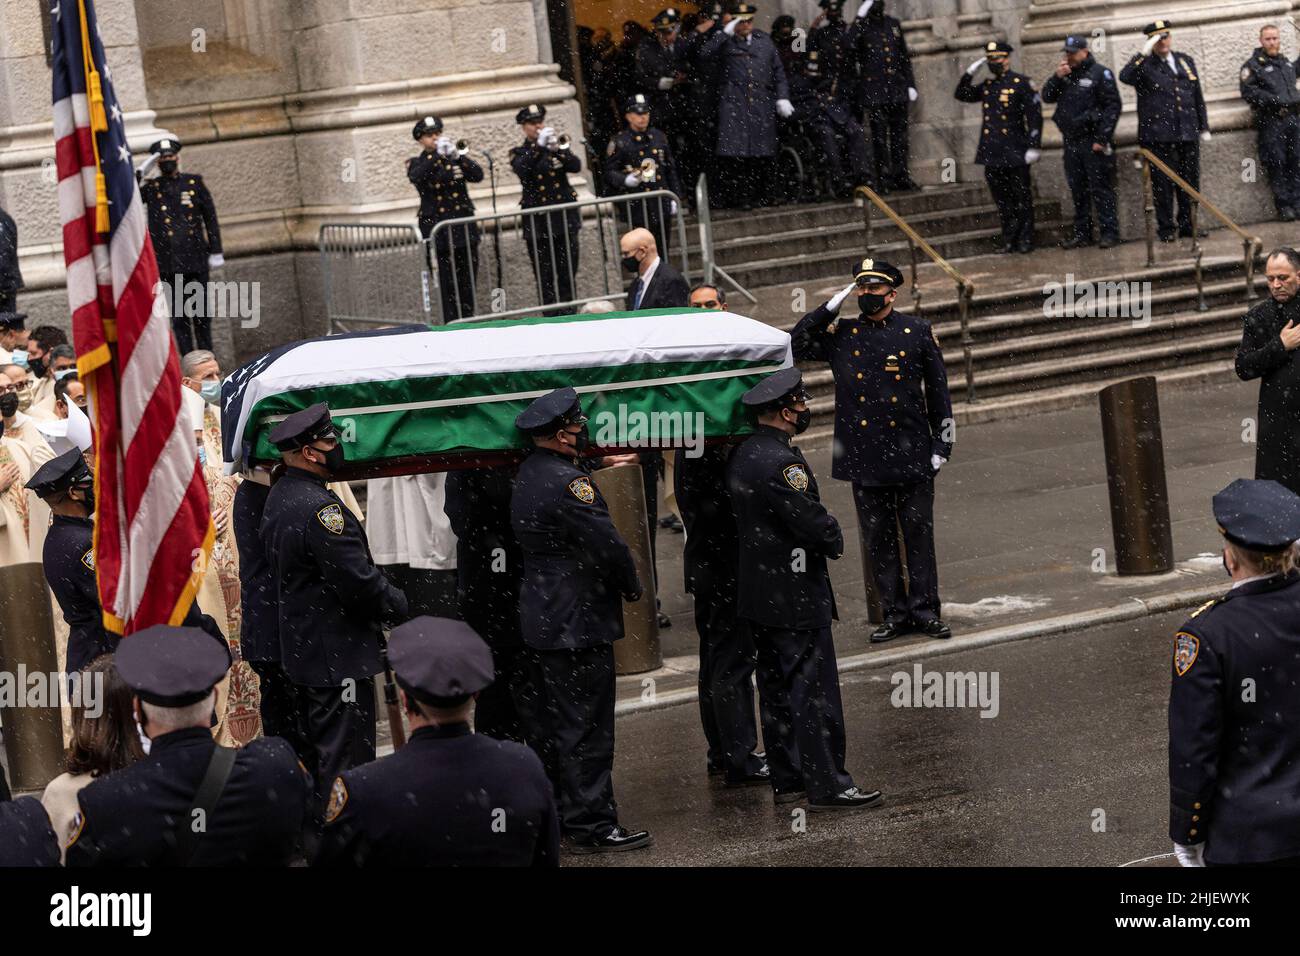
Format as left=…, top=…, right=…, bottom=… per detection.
left=931, top=454, right=947, bottom=472
left=827, top=282, right=856, bottom=312
left=1173, top=843, right=1206, bottom=867
left=658, top=76, right=675, bottom=91
left=435, top=135, right=455, bottom=157
left=966, top=57, right=987, bottom=76
left=908, top=87, right=918, bottom=102
left=207, top=253, right=225, bottom=270
left=1141, top=34, right=1160, bottom=56
left=537, top=126, right=555, bottom=148
left=624, top=172, right=641, bottom=188
left=724, top=17, right=738, bottom=35
left=1200, top=129, right=1212, bottom=143
left=669, top=200, right=678, bottom=215
left=137, top=153, right=159, bottom=178
left=857, top=0, right=873, bottom=18
left=776, top=98, right=795, bottom=118
left=1024, top=148, right=1041, bottom=164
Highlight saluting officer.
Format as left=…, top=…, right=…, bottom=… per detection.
left=634, top=9, right=691, bottom=146
left=314, top=616, right=559, bottom=867
left=848, top=0, right=918, bottom=193
left=1119, top=21, right=1210, bottom=242
left=1042, top=35, right=1122, bottom=249
left=792, top=258, right=953, bottom=643
left=510, top=387, right=652, bottom=852
left=604, top=93, right=683, bottom=258
left=956, top=41, right=1043, bottom=253
left=1168, top=479, right=1300, bottom=867
left=65, top=625, right=311, bottom=866
left=139, top=137, right=224, bottom=354
left=510, top=104, right=582, bottom=315
left=407, top=114, right=485, bottom=321
left=809, top=0, right=854, bottom=92
left=727, top=367, right=882, bottom=811
left=1239, top=24, right=1300, bottom=222
left=260, top=403, right=409, bottom=808
left=684, top=3, right=728, bottom=197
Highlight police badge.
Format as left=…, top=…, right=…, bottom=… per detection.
left=324, top=777, right=349, bottom=824
left=1173, top=632, right=1199, bottom=676
left=568, top=477, right=596, bottom=503
left=782, top=464, right=809, bottom=492
left=81, top=549, right=95, bottom=571
left=317, top=503, right=345, bottom=535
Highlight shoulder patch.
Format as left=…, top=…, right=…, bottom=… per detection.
left=324, top=777, right=349, bottom=824
left=81, top=548, right=95, bottom=571
left=782, top=463, right=809, bottom=492
left=67, top=811, right=85, bottom=848
left=1173, top=631, right=1200, bottom=677
left=1189, top=598, right=1217, bottom=619
left=1242, top=66, right=1252, bottom=82
left=606, top=140, right=617, bottom=157
left=1104, top=69, right=1112, bottom=80
left=317, top=503, right=345, bottom=535
left=568, top=476, right=595, bottom=504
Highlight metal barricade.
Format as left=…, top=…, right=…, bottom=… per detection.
left=319, top=224, right=432, bottom=334
left=694, top=174, right=756, bottom=305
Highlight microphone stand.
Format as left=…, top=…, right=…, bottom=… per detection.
left=483, top=149, right=504, bottom=296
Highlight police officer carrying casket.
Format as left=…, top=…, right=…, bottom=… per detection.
left=727, top=367, right=882, bottom=810
left=138, top=136, right=223, bottom=354
left=1168, top=479, right=1300, bottom=867
left=1239, top=24, right=1300, bottom=222
left=407, top=114, right=485, bottom=321
left=848, top=0, right=917, bottom=193
left=510, top=387, right=652, bottom=852
left=1120, top=21, right=1210, bottom=242
left=1041, top=35, right=1122, bottom=249
left=259, top=403, right=410, bottom=810
left=956, top=41, right=1043, bottom=254
left=604, top=93, right=683, bottom=258
left=313, top=616, right=560, bottom=867
left=65, top=625, right=312, bottom=866
left=792, top=258, right=953, bottom=643
left=510, top=104, right=583, bottom=315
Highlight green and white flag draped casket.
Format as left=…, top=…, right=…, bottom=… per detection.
left=220, top=308, right=793, bottom=478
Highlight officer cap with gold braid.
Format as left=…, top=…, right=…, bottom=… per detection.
left=1142, top=20, right=1172, bottom=37
left=733, top=3, right=758, bottom=21
left=984, top=40, right=1012, bottom=58
left=1212, top=478, right=1300, bottom=552
left=652, top=8, right=680, bottom=30
left=852, top=256, right=904, bottom=288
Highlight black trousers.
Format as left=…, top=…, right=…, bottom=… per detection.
left=867, top=103, right=910, bottom=188
left=984, top=166, right=1034, bottom=246
left=248, top=660, right=305, bottom=755
left=853, top=477, right=940, bottom=624
left=810, top=116, right=873, bottom=192
left=1146, top=140, right=1200, bottom=234
left=1258, top=115, right=1300, bottom=213
left=528, top=644, right=618, bottom=840
left=749, top=623, right=853, bottom=801
left=524, top=218, right=580, bottom=316
left=1062, top=140, right=1119, bottom=242
left=168, top=270, right=212, bottom=355
left=433, top=240, right=479, bottom=323
left=719, top=156, right=774, bottom=208
left=694, top=581, right=762, bottom=780
left=378, top=564, right=458, bottom=620
left=294, top=679, right=377, bottom=814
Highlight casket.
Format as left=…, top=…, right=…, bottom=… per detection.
left=221, top=308, right=793, bottom=478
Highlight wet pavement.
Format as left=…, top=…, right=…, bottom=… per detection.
left=572, top=609, right=1184, bottom=867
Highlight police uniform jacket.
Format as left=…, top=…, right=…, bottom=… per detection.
left=699, top=28, right=790, bottom=158
left=314, top=723, right=559, bottom=867
left=788, top=72, right=857, bottom=130
left=139, top=172, right=222, bottom=276
left=1041, top=55, right=1122, bottom=144
left=793, top=303, right=953, bottom=486
left=809, top=19, right=854, bottom=91
left=634, top=35, right=691, bottom=124
left=443, top=466, right=524, bottom=649
left=510, top=449, right=640, bottom=651
left=0, top=797, right=59, bottom=867
left=1118, top=49, right=1208, bottom=144
left=727, top=425, right=842, bottom=629
left=1235, top=293, right=1300, bottom=495
left=407, top=150, right=484, bottom=248
left=686, top=25, right=726, bottom=119
left=603, top=126, right=683, bottom=199
left=1168, top=571, right=1300, bottom=864
left=847, top=12, right=914, bottom=106
left=674, top=444, right=740, bottom=598
left=260, top=466, right=409, bottom=686
left=955, top=70, right=1043, bottom=166
left=510, top=140, right=581, bottom=236
left=1239, top=47, right=1300, bottom=122
left=65, top=728, right=310, bottom=867
left=0, top=206, right=22, bottom=296
left=232, top=479, right=277, bottom=663
left=43, top=515, right=116, bottom=674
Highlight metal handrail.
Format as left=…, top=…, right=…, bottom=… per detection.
left=854, top=185, right=977, bottom=403
left=1136, top=147, right=1263, bottom=306
left=693, top=175, right=756, bottom=304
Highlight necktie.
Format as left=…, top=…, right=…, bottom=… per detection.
left=633, top=277, right=645, bottom=309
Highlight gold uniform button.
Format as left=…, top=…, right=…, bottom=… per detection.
left=856, top=372, right=863, bottom=379
left=889, top=420, right=896, bottom=427
left=895, top=374, right=901, bottom=381
left=891, top=396, right=898, bottom=403
left=899, top=350, right=906, bottom=356
left=860, top=419, right=867, bottom=427
left=905, top=328, right=911, bottom=333
left=1189, top=829, right=1198, bottom=837
left=1192, top=815, right=1200, bottom=822
left=853, top=350, right=860, bottom=356
left=1193, top=802, right=1201, bottom=809
left=851, top=327, right=858, bottom=334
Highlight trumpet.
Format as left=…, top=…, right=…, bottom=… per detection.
left=455, top=138, right=469, bottom=152
left=555, top=133, right=572, bottom=151
left=639, top=157, right=658, bottom=181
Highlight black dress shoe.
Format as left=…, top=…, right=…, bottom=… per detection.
left=773, top=788, right=807, bottom=805
left=1158, top=231, right=1176, bottom=243
left=1059, top=236, right=1092, bottom=250
left=808, top=787, right=884, bottom=812
left=725, top=764, right=771, bottom=788
left=568, top=826, right=654, bottom=854
left=998, top=242, right=1015, bottom=254
left=1016, top=241, right=1033, bottom=254
left=870, top=620, right=905, bottom=643
left=917, top=618, right=953, bottom=640
left=707, top=762, right=726, bottom=778
left=657, top=611, right=672, bottom=629
left=1098, top=236, right=1120, bottom=249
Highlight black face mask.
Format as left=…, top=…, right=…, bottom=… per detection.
left=159, top=159, right=178, bottom=175
left=310, top=442, right=346, bottom=474
left=988, top=62, right=1007, bottom=76
left=785, top=406, right=812, bottom=435
left=29, top=356, right=46, bottom=378
left=0, top=393, right=17, bottom=418
left=858, top=291, right=890, bottom=316
left=565, top=425, right=591, bottom=454
left=74, top=483, right=95, bottom=515
left=621, top=255, right=640, bottom=274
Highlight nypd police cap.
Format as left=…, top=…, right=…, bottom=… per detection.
left=742, top=366, right=805, bottom=408
left=269, top=402, right=336, bottom=452
left=515, top=386, right=585, bottom=434
left=388, top=616, right=496, bottom=706
left=1213, top=478, right=1300, bottom=552
left=26, top=448, right=91, bottom=500
left=115, top=625, right=231, bottom=707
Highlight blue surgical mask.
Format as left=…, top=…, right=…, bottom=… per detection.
left=10, top=351, right=27, bottom=369
left=199, top=380, right=221, bottom=405
left=54, top=367, right=76, bottom=381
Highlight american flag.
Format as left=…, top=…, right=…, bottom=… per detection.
left=51, top=0, right=213, bottom=634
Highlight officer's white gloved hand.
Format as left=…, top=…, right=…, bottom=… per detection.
left=207, top=253, right=225, bottom=270
left=137, top=153, right=159, bottom=178
left=624, top=172, right=642, bottom=188
left=857, top=0, right=873, bottom=18
left=658, top=76, right=675, bottom=91
left=931, top=454, right=947, bottom=472
left=1200, top=129, right=1212, bottom=142
left=1173, top=843, right=1206, bottom=867
left=776, top=98, right=795, bottom=118
left=908, top=87, right=918, bottom=102
left=435, top=135, right=455, bottom=156
left=724, top=17, right=739, bottom=34
left=669, top=200, right=678, bottom=215
left=827, top=282, right=857, bottom=312
left=1025, top=148, right=1042, bottom=164
left=966, top=57, right=987, bottom=76
left=538, top=126, right=555, bottom=148
left=1141, top=34, right=1160, bottom=56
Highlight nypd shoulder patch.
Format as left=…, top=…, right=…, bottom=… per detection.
left=67, top=811, right=85, bottom=847
left=568, top=477, right=595, bottom=504
left=324, top=777, right=349, bottom=824
left=1242, top=66, right=1252, bottom=82
left=1173, top=631, right=1200, bottom=677
left=317, top=503, right=345, bottom=535
left=81, top=549, right=95, bottom=571
left=782, top=463, right=809, bottom=492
